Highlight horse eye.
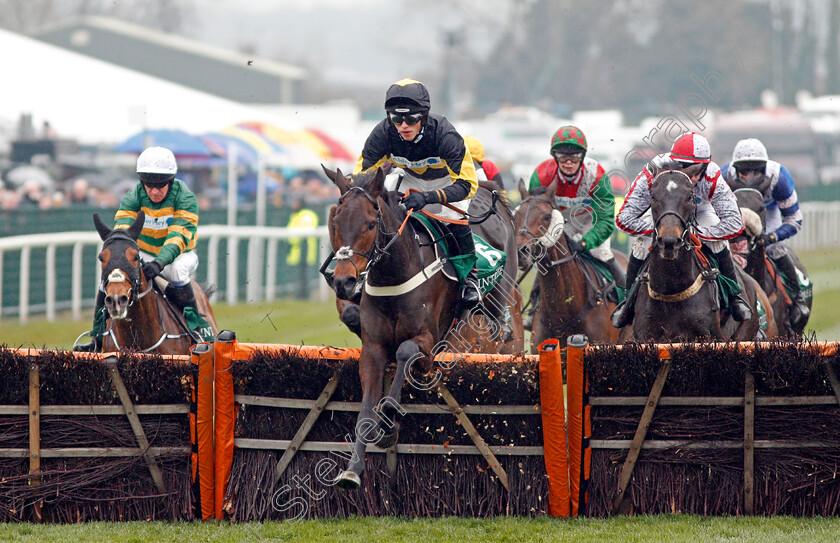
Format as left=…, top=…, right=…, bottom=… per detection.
left=367, top=221, right=376, bottom=231
left=543, top=213, right=552, bottom=222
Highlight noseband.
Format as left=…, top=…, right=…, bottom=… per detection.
left=101, top=232, right=153, bottom=306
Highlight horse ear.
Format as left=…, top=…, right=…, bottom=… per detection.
left=322, top=164, right=351, bottom=194
left=368, top=167, right=386, bottom=198
left=127, top=210, right=145, bottom=240
left=93, top=212, right=112, bottom=241
left=517, top=178, right=529, bottom=201
left=682, top=162, right=705, bottom=179
left=544, top=176, right=559, bottom=201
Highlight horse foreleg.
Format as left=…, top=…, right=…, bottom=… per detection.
left=376, top=333, right=433, bottom=448
left=335, top=345, right=386, bottom=490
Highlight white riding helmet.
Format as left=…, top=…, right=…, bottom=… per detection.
left=732, top=138, right=768, bottom=165
left=136, top=146, right=177, bottom=175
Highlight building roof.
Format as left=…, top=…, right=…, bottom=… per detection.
left=29, top=16, right=307, bottom=104
left=0, top=27, right=301, bottom=146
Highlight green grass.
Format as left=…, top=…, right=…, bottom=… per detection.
left=1, top=515, right=840, bottom=542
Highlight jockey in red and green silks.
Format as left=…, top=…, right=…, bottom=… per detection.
left=522, top=125, right=624, bottom=330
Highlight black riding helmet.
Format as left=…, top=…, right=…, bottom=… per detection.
left=385, top=78, right=431, bottom=118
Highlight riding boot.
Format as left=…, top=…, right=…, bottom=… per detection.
left=165, top=283, right=214, bottom=342
left=522, top=282, right=541, bottom=332
left=74, top=289, right=107, bottom=352
left=772, top=251, right=810, bottom=328
left=714, top=247, right=752, bottom=322
left=449, top=223, right=482, bottom=308
left=611, top=255, right=645, bottom=328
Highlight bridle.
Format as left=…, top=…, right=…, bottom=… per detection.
left=332, top=186, right=402, bottom=276
left=651, top=170, right=694, bottom=253
left=100, top=232, right=153, bottom=308
left=515, top=195, right=573, bottom=268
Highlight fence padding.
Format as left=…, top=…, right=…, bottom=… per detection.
left=584, top=339, right=840, bottom=517
left=225, top=346, right=547, bottom=519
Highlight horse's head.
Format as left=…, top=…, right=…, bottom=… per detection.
left=650, top=170, right=695, bottom=260
left=514, top=177, right=565, bottom=268
left=94, top=211, right=145, bottom=319
left=323, top=165, right=392, bottom=301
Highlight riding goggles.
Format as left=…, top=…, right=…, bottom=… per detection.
left=552, top=150, right=585, bottom=164
left=138, top=173, right=175, bottom=187
left=388, top=112, right=423, bottom=126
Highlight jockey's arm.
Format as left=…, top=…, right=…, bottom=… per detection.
left=159, top=198, right=199, bottom=266
left=696, top=170, right=743, bottom=241
left=581, top=170, right=616, bottom=248
left=770, top=165, right=803, bottom=242
left=615, top=169, right=654, bottom=237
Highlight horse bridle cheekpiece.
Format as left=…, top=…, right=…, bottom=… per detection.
left=652, top=170, right=693, bottom=251
left=333, top=186, right=406, bottom=275
left=101, top=231, right=151, bottom=305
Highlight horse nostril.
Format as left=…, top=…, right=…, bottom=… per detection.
left=119, top=295, right=128, bottom=306
left=105, top=295, right=114, bottom=307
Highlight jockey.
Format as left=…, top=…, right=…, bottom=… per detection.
left=612, top=132, right=752, bottom=328
left=521, top=125, right=624, bottom=331
left=721, top=138, right=809, bottom=327
left=74, top=146, right=212, bottom=351
left=354, top=78, right=482, bottom=308
left=463, top=135, right=505, bottom=188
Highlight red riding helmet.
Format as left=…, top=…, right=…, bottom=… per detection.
left=669, top=132, right=711, bottom=164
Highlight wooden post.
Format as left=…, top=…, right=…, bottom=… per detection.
left=612, top=350, right=672, bottom=515
left=29, top=362, right=42, bottom=522
left=824, top=362, right=840, bottom=407
left=106, top=356, right=167, bottom=494
left=437, top=383, right=510, bottom=491
left=744, top=369, right=755, bottom=515
left=272, top=374, right=339, bottom=485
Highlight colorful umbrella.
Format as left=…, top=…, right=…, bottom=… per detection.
left=114, top=128, right=216, bottom=158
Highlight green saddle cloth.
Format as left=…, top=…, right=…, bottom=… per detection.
left=411, top=214, right=507, bottom=295
left=578, top=252, right=626, bottom=303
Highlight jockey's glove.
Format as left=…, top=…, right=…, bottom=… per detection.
left=142, top=260, right=163, bottom=280
left=402, top=191, right=428, bottom=212
left=757, top=232, right=778, bottom=247
left=567, top=238, right=587, bottom=254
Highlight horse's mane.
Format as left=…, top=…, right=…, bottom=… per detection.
left=477, top=180, right=514, bottom=221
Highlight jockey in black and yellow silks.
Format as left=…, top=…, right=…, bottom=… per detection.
left=354, top=78, right=482, bottom=308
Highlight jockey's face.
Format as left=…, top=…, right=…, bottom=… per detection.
left=143, top=183, right=170, bottom=203
left=392, top=116, right=423, bottom=142
left=553, top=151, right=584, bottom=177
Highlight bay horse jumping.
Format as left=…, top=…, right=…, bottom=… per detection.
left=323, top=165, right=520, bottom=489
left=515, top=177, right=629, bottom=352
left=91, top=211, right=218, bottom=354
left=733, top=187, right=806, bottom=337
left=632, top=170, right=764, bottom=342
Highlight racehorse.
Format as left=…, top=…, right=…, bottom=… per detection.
left=515, top=178, right=629, bottom=352
left=92, top=211, right=218, bottom=354
left=323, top=165, right=520, bottom=489
left=733, top=187, right=807, bottom=336
left=631, top=170, right=764, bottom=342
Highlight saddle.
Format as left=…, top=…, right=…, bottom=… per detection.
left=577, top=252, right=624, bottom=304
left=409, top=213, right=507, bottom=295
